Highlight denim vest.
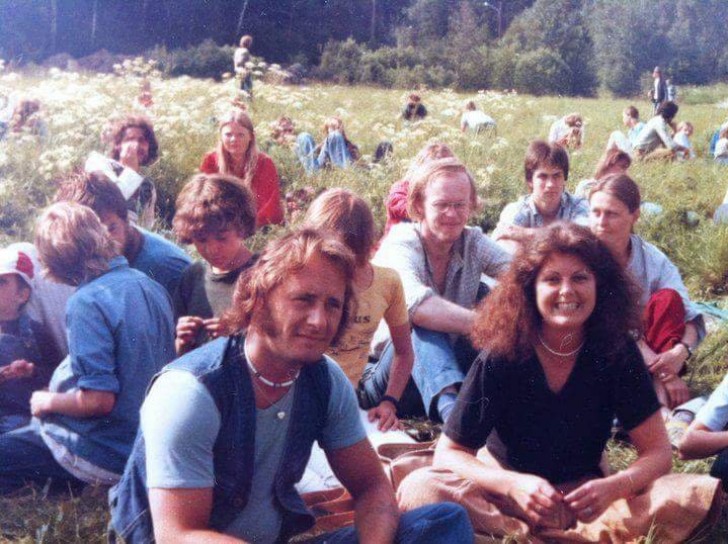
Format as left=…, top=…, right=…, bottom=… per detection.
left=109, top=335, right=332, bottom=543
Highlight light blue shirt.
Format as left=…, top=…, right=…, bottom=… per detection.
left=40, top=256, right=175, bottom=475
left=141, top=357, right=365, bottom=543
left=494, top=191, right=590, bottom=238
left=627, top=234, right=705, bottom=341
left=696, top=373, right=728, bottom=431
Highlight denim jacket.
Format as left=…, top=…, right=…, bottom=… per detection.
left=109, top=335, right=332, bottom=543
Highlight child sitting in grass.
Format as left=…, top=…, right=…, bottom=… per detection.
left=172, top=173, right=258, bottom=355
left=674, top=121, right=696, bottom=159
left=303, top=189, right=414, bottom=431
left=0, top=247, right=61, bottom=433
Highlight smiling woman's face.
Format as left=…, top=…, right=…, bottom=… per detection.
left=535, top=252, right=596, bottom=337
left=221, top=122, right=252, bottom=160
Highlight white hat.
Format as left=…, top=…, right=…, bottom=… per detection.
left=0, top=247, right=35, bottom=289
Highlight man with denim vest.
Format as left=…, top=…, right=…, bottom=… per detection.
left=110, top=229, right=472, bottom=543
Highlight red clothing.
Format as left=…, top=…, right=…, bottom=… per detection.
left=643, top=288, right=686, bottom=354
left=383, top=179, right=410, bottom=236
left=199, top=151, right=284, bottom=228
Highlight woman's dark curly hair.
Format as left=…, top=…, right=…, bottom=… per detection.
left=471, top=222, right=641, bottom=361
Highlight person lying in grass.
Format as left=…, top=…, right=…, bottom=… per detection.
left=398, top=222, right=720, bottom=542
left=589, top=174, right=704, bottom=412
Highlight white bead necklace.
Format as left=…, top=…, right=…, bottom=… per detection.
left=243, top=340, right=299, bottom=420
left=537, top=333, right=585, bottom=358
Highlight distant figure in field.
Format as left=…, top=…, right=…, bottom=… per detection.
left=674, top=121, right=696, bottom=160
left=136, top=79, right=153, bottom=110
left=234, top=35, right=254, bottom=97
left=200, top=108, right=284, bottom=228
left=269, top=115, right=297, bottom=146
left=4, top=98, right=48, bottom=142
left=713, top=125, right=728, bottom=165
left=548, top=113, right=583, bottom=149
left=650, top=66, right=668, bottom=114
left=460, top=101, right=496, bottom=134
left=402, top=93, right=427, bottom=122
left=296, top=116, right=361, bottom=173
left=606, top=105, right=645, bottom=154
left=575, top=148, right=632, bottom=198
left=632, top=101, right=687, bottom=161
left=666, top=78, right=677, bottom=102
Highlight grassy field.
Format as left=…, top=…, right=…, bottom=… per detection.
left=1, top=63, right=728, bottom=541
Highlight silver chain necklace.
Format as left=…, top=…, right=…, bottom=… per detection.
left=537, top=333, right=585, bottom=358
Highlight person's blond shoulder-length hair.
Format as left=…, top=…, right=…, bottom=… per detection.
left=35, top=201, right=116, bottom=286
left=406, top=157, right=480, bottom=222
left=216, top=108, right=259, bottom=189
left=222, top=229, right=356, bottom=346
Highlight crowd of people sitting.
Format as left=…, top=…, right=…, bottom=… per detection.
left=2, top=86, right=728, bottom=543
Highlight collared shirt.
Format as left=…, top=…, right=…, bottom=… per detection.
left=40, top=256, right=175, bottom=477
left=627, top=234, right=705, bottom=340
left=493, top=191, right=589, bottom=240
left=633, top=115, right=677, bottom=153
left=370, top=223, right=511, bottom=354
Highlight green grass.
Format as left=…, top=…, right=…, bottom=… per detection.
left=2, top=65, right=728, bottom=541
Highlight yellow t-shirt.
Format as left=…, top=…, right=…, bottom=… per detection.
left=328, top=265, right=409, bottom=385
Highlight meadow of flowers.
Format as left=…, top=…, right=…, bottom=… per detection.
left=2, top=60, right=728, bottom=541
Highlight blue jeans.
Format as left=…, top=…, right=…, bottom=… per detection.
left=0, top=421, right=84, bottom=494
left=306, top=502, right=473, bottom=543
left=359, top=327, right=478, bottom=421
left=0, top=414, right=30, bottom=434
left=296, top=132, right=319, bottom=174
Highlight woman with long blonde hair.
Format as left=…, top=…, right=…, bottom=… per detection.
left=200, top=108, right=283, bottom=227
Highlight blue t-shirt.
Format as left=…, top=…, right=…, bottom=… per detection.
left=40, top=256, right=175, bottom=474
left=131, top=229, right=191, bottom=297
left=141, top=356, right=366, bottom=543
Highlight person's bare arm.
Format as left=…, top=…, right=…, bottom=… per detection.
left=412, top=296, right=475, bottom=335
left=435, top=434, right=563, bottom=528
left=30, top=389, right=115, bottom=418
left=327, top=439, right=399, bottom=543
left=368, top=322, right=413, bottom=431
left=679, top=421, right=728, bottom=460
left=565, top=411, right=671, bottom=522
left=149, top=487, right=248, bottom=544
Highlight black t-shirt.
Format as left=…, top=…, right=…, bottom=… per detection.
left=444, top=338, right=660, bottom=484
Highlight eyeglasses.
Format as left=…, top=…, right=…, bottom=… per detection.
left=429, top=201, right=470, bottom=213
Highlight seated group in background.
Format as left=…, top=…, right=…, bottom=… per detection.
left=200, top=108, right=284, bottom=228
left=0, top=202, right=175, bottom=493
left=589, top=174, right=703, bottom=412
left=110, top=229, right=473, bottom=544
left=548, top=113, right=583, bottom=149
left=0, top=98, right=48, bottom=142
left=172, top=173, right=258, bottom=355
left=296, top=116, right=361, bottom=173
left=304, top=189, right=414, bottom=432
left=397, top=222, right=718, bottom=543
left=460, top=101, right=496, bottom=134
left=89, top=115, right=159, bottom=228
left=493, top=140, right=589, bottom=253
left=632, top=101, right=687, bottom=161
left=54, top=171, right=191, bottom=297
left=402, top=93, right=427, bottom=122
left=0, top=247, right=61, bottom=433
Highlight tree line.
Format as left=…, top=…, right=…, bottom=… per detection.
left=1, top=0, right=726, bottom=96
